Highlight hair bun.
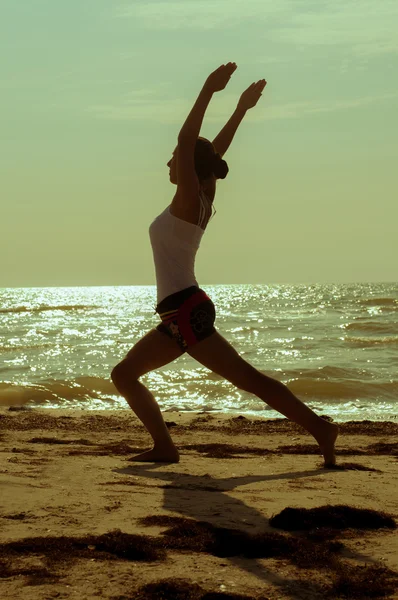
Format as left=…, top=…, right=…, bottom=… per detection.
left=212, top=153, right=229, bottom=180
left=194, top=137, right=229, bottom=181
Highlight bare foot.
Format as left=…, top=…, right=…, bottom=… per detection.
left=316, top=422, right=339, bottom=467
left=127, top=446, right=180, bottom=463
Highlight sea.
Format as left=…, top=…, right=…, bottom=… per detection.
left=0, top=283, right=397, bottom=422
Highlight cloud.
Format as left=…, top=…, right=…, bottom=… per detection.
left=268, top=1, right=398, bottom=52
left=245, top=92, right=398, bottom=121
left=114, top=0, right=290, bottom=30
left=113, top=0, right=398, bottom=58
left=86, top=94, right=191, bottom=123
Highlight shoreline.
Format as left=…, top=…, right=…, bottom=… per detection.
left=3, top=403, right=398, bottom=425
left=1, top=408, right=397, bottom=599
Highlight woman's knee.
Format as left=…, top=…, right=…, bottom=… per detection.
left=110, top=362, right=123, bottom=387
left=111, top=360, right=137, bottom=388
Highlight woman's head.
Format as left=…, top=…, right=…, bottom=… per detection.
left=167, top=137, right=229, bottom=185
left=194, top=137, right=229, bottom=182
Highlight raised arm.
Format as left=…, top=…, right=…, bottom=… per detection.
left=176, top=63, right=238, bottom=197
left=211, top=107, right=247, bottom=158
left=212, top=79, right=267, bottom=157
left=178, top=63, right=238, bottom=144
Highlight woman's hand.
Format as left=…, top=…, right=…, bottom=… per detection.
left=204, top=62, right=238, bottom=94
left=237, top=80, right=267, bottom=111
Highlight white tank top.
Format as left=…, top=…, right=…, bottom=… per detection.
left=149, top=189, right=215, bottom=305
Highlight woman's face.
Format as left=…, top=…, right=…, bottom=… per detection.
left=167, top=146, right=178, bottom=185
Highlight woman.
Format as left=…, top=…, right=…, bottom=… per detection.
left=111, top=63, right=339, bottom=466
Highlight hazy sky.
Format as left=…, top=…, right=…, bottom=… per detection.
left=1, top=0, right=397, bottom=287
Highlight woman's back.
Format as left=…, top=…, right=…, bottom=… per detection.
left=169, top=178, right=216, bottom=231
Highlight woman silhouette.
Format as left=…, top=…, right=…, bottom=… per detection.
left=111, top=63, right=339, bottom=466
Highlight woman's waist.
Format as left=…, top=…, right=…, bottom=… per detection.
left=155, top=285, right=199, bottom=313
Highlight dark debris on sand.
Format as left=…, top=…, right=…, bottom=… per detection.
left=330, top=564, right=398, bottom=598
left=269, top=505, right=396, bottom=531
left=1, top=507, right=397, bottom=599
left=137, top=512, right=398, bottom=598
left=215, top=416, right=398, bottom=437
left=139, top=515, right=342, bottom=568
left=0, top=411, right=132, bottom=433
left=21, top=435, right=397, bottom=462
left=1, top=410, right=398, bottom=438
left=181, top=443, right=278, bottom=459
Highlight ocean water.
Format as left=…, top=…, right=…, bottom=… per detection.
left=0, top=283, right=397, bottom=422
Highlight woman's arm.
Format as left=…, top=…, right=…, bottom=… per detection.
left=178, top=63, right=237, bottom=145
left=211, top=107, right=247, bottom=157
left=178, top=85, right=214, bottom=144
left=212, top=79, right=267, bottom=156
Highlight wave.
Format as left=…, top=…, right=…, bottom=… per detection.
left=283, top=365, right=372, bottom=380
left=0, top=305, right=99, bottom=314
left=344, top=336, right=398, bottom=347
left=287, top=378, right=398, bottom=400
left=345, top=321, right=398, bottom=334
left=1, top=372, right=397, bottom=407
left=361, top=297, right=397, bottom=307
left=0, top=377, right=117, bottom=406
left=0, top=344, right=53, bottom=354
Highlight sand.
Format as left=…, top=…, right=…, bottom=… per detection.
left=0, top=407, right=397, bottom=600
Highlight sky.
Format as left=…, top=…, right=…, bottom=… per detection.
left=1, top=0, right=397, bottom=287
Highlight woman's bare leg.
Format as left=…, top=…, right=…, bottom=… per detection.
left=251, top=375, right=339, bottom=466
left=186, top=330, right=339, bottom=467
left=111, top=328, right=184, bottom=462
left=113, top=377, right=180, bottom=462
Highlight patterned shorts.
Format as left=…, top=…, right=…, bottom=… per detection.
left=154, top=286, right=216, bottom=353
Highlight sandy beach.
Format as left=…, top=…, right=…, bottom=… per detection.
left=0, top=407, right=397, bottom=600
